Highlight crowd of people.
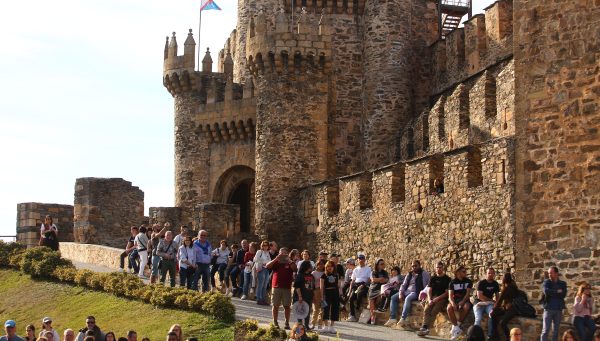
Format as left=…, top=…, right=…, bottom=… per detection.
left=31, top=217, right=600, bottom=341
left=0, top=317, right=188, bottom=341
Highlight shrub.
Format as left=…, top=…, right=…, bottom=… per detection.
left=53, top=266, right=78, bottom=283
left=234, top=320, right=293, bottom=341
left=74, top=269, right=94, bottom=286
left=17, top=246, right=73, bottom=278
left=203, top=291, right=236, bottom=323
left=0, top=241, right=25, bottom=267
left=86, top=272, right=108, bottom=290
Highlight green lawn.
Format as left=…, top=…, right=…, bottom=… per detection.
left=0, top=269, right=233, bottom=341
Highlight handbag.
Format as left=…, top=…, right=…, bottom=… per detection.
left=513, top=291, right=536, bottom=318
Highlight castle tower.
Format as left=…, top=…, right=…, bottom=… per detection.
left=246, top=8, right=332, bottom=243
left=164, top=27, right=258, bottom=238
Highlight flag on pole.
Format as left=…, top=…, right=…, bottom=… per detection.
left=200, top=0, right=221, bottom=11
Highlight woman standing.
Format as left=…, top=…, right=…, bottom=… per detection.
left=135, top=226, right=150, bottom=279
left=38, top=318, right=59, bottom=341
left=178, top=236, right=196, bottom=289
left=210, top=240, right=230, bottom=292
left=168, top=324, right=183, bottom=341
left=320, top=260, right=341, bottom=334
left=293, top=260, right=316, bottom=330
left=253, top=241, right=272, bottom=305
left=104, top=332, right=116, bottom=341
left=573, top=282, right=596, bottom=341
left=311, top=260, right=326, bottom=330
left=39, top=215, right=59, bottom=250
left=367, top=258, right=389, bottom=324
left=25, top=325, right=36, bottom=341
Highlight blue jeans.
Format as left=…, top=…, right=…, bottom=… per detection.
left=242, top=271, right=252, bottom=296
left=193, top=263, right=211, bottom=292
left=151, top=254, right=161, bottom=276
left=474, top=303, right=494, bottom=336
left=573, top=316, right=596, bottom=341
left=128, top=249, right=139, bottom=273
left=256, top=269, right=270, bottom=302
left=401, top=292, right=419, bottom=319
left=541, top=309, right=562, bottom=341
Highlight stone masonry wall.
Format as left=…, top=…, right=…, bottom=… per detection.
left=60, top=242, right=122, bottom=270
left=302, top=137, right=516, bottom=279
left=194, top=203, right=253, bottom=247
left=514, top=0, right=600, bottom=311
left=16, top=203, right=74, bottom=248
left=148, top=207, right=183, bottom=229
left=73, top=178, right=144, bottom=248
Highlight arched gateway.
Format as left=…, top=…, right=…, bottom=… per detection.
left=213, top=166, right=255, bottom=235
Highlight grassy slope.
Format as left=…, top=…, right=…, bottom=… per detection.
left=0, top=269, right=233, bottom=341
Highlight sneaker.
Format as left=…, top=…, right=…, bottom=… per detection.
left=329, top=326, right=336, bottom=334
left=284, top=322, right=291, bottom=330
left=399, top=317, right=408, bottom=326
left=384, top=318, right=397, bottom=327
left=273, top=321, right=279, bottom=328
left=450, top=325, right=462, bottom=340
left=347, top=315, right=358, bottom=322
left=417, top=327, right=430, bottom=336
left=240, top=295, right=247, bottom=300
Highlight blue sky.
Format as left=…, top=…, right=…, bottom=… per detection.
left=0, top=0, right=490, bottom=238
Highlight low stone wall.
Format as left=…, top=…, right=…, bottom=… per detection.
left=371, top=301, right=573, bottom=340
left=60, top=242, right=122, bottom=271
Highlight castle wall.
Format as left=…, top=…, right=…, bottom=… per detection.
left=148, top=207, right=183, bottom=229
left=73, top=178, right=144, bottom=248
left=16, top=203, right=74, bottom=248
left=514, top=0, right=600, bottom=304
left=301, top=137, right=516, bottom=278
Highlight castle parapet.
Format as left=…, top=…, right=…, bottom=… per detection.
left=163, top=30, right=196, bottom=75
left=285, top=0, right=366, bottom=15
left=245, top=10, right=332, bottom=76
left=430, top=0, right=513, bottom=93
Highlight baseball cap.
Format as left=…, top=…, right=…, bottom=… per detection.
left=42, top=317, right=52, bottom=323
left=330, top=252, right=339, bottom=257
left=357, top=254, right=366, bottom=260
left=345, top=258, right=355, bottom=265
left=319, top=250, right=329, bottom=256
left=4, top=320, right=16, bottom=328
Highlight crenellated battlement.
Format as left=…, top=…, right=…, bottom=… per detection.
left=284, top=0, right=366, bottom=15
left=163, top=30, right=196, bottom=76
left=430, top=0, right=513, bottom=93
left=245, top=9, right=332, bottom=76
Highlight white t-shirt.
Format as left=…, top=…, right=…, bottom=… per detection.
left=351, top=265, right=372, bottom=284
left=40, top=224, right=58, bottom=237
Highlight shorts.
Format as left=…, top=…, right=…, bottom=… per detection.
left=451, top=298, right=472, bottom=308
left=271, top=287, right=292, bottom=307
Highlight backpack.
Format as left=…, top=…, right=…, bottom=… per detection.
left=513, top=290, right=536, bottom=318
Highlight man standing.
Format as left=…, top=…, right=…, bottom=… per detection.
left=473, top=267, right=499, bottom=339
left=346, top=253, right=372, bottom=322
left=385, top=260, right=430, bottom=327
left=447, top=266, right=473, bottom=340
left=417, top=262, right=451, bottom=336
left=173, top=225, right=189, bottom=249
left=193, top=230, right=212, bottom=292
left=266, top=247, right=297, bottom=330
left=156, top=231, right=178, bottom=287
left=540, top=266, right=567, bottom=341
left=1, top=320, right=24, bottom=341
left=120, top=226, right=138, bottom=273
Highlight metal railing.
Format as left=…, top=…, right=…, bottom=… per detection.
left=0, top=235, right=17, bottom=242
left=441, top=0, right=470, bottom=7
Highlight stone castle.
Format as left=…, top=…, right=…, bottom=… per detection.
left=17, top=0, right=599, bottom=307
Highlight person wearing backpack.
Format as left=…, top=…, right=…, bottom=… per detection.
left=541, top=266, right=567, bottom=341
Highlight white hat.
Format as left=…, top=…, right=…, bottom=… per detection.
left=292, top=301, right=310, bottom=320
left=42, top=317, right=52, bottom=324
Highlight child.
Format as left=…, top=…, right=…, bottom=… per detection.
left=311, top=260, right=326, bottom=330
left=378, top=266, right=402, bottom=312
left=341, top=258, right=356, bottom=303
left=294, top=260, right=315, bottom=330
left=288, top=323, right=310, bottom=341
left=224, top=244, right=239, bottom=296
left=320, top=260, right=341, bottom=334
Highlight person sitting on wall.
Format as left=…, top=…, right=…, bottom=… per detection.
left=417, top=261, right=451, bottom=337
left=39, top=215, right=59, bottom=251
left=341, top=258, right=356, bottom=304
left=385, top=260, right=430, bottom=329
left=346, top=253, right=371, bottom=322
left=447, top=265, right=473, bottom=341
left=377, top=266, right=402, bottom=312
left=120, top=226, right=138, bottom=273
left=473, top=267, right=500, bottom=340
left=489, top=272, right=522, bottom=341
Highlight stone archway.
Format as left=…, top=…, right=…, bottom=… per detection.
left=213, top=166, right=255, bottom=235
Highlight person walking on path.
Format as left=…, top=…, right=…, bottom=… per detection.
left=266, top=247, right=297, bottom=329
left=134, top=226, right=149, bottom=279
left=119, top=226, right=138, bottom=273
left=540, top=266, right=567, bottom=341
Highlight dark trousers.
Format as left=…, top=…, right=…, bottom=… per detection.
left=323, top=290, right=340, bottom=321
left=119, top=251, right=132, bottom=269
left=296, top=299, right=313, bottom=328
left=349, top=283, right=367, bottom=317
left=128, top=249, right=139, bottom=273
left=210, top=263, right=227, bottom=287
left=160, top=259, right=176, bottom=287
left=230, top=265, right=243, bottom=290
left=378, top=288, right=398, bottom=310
left=573, top=315, right=596, bottom=341
left=490, top=306, right=519, bottom=339
left=193, top=263, right=211, bottom=292
left=179, top=266, right=195, bottom=289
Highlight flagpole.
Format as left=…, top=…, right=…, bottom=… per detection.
left=197, top=6, right=202, bottom=71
